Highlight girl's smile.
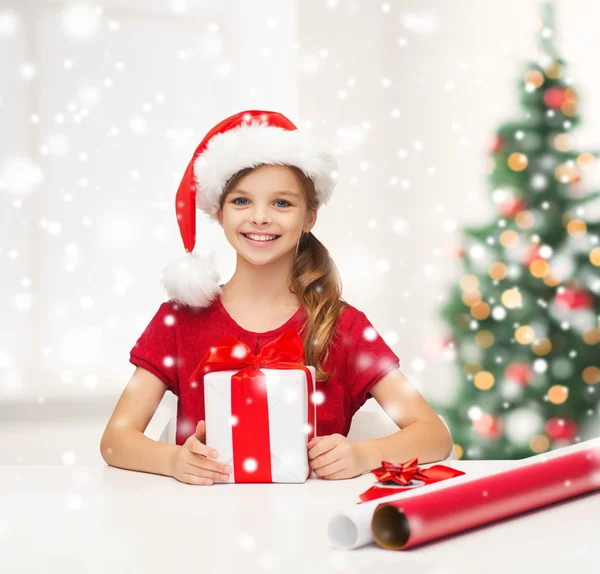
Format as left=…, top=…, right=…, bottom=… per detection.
left=240, top=232, right=282, bottom=247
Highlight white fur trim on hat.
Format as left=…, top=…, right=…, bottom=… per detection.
left=194, top=121, right=337, bottom=221
left=161, top=251, right=222, bottom=308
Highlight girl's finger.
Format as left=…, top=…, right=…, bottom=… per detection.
left=308, top=435, right=328, bottom=448
left=311, top=449, right=340, bottom=470
left=320, top=467, right=348, bottom=480
left=187, top=454, right=232, bottom=476
left=308, top=438, right=337, bottom=459
left=187, top=462, right=231, bottom=482
left=308, top=435, right=322, bottom=443
left=183, top=473, right=213, bottom=486
left=189, top=437, right=219, bottom=458
left=316, top=459, right=346, bottom=479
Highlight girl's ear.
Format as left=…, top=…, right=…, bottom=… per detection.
left=305, top=208, right=318, bottom=232
left=217, top=209, right=223, bottom=227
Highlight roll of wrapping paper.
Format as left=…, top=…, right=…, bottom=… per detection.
left=371, top=438, right=600, bottom=550
left=327, top=437, right=600, bottom=550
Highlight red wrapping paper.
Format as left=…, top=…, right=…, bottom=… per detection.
left=371, top=440, right=600, bottom=550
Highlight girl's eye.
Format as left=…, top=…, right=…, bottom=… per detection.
left=231, top=198, right=291, bottom=208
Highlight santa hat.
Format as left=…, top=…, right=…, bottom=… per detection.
left=161, top=110, right=338, bottom=307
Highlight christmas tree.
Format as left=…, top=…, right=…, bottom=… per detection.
left=434, top=2, right=600, bottom=460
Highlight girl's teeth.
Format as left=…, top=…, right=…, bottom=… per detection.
left=245, top=234, right=278, bottom=242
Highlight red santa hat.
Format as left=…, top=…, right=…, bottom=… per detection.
left=161, top=109, right=338, bottom=307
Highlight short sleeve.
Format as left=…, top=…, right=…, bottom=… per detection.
left=129, top=301, right=179, bottom=396
left=346, top=310, right=400, bottom=411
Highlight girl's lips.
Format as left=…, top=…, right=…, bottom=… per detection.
left=241, top=233, right=281, bottom=248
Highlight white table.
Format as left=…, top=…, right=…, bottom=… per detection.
left=1, top=460, right=598, bottom=574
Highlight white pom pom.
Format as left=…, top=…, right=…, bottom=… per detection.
left=161, top=251, right=222, bottom=308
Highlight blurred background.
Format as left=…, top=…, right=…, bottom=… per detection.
left=1, top=0, right=599, bottom=465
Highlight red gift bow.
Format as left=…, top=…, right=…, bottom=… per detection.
left=188, top=328, right=316, bottom=483
left=357, top=458, right=465, bottom=504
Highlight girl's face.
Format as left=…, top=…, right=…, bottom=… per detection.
left=217, top=164, right=317, bottom=265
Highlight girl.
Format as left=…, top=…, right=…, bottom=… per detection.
left=100, top=110, right=453, bottom=485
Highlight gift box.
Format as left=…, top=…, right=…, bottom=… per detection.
left=189, top=328, right=316, bottom=484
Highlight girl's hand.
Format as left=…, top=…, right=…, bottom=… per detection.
left=307, top=434, right=367, bottom=480
left=168, top=420, right=232, bottom=486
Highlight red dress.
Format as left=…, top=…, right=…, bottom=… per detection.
left=129, top=292, right=400, bottom=446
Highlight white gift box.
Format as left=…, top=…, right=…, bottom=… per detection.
left=204, top=366, right=316, bottom=483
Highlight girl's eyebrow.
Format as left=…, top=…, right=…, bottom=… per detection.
left=233, top=189, right=300, bottom=198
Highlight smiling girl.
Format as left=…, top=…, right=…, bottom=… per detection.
left=100, top=110, right=453, bottom=485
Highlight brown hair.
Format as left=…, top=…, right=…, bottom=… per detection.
left=219, top=165, right=348, bottom=383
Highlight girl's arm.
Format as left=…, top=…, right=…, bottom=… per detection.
left=355, top=369, right=454, bottom=469
left=100, top=367, right=178, bottom=477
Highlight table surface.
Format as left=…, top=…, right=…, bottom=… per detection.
left=1, top=459, right=598, bottom=574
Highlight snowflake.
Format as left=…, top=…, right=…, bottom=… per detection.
left=231, top=344, right=248, bottom=359
left=311, top=391, right=325, bottom=405
left=237, top=533, right=255, bottom=551
left=362, top=326, right=378, bottom=342
left=62, top=451, right=76, bottom=465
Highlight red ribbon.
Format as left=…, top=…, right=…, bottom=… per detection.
left=189, top=328, right=316, bottom=483
left=357, top=458, right=465, bottom=504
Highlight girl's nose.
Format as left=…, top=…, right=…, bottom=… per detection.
left=250, top=211, right=271, bottom=224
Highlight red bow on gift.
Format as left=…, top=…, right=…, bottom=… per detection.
left=373, top=458, right=430, bottom=485
left=188, top=328, right=316, bottom=483
left=357, top=458, right=465, bottom=504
